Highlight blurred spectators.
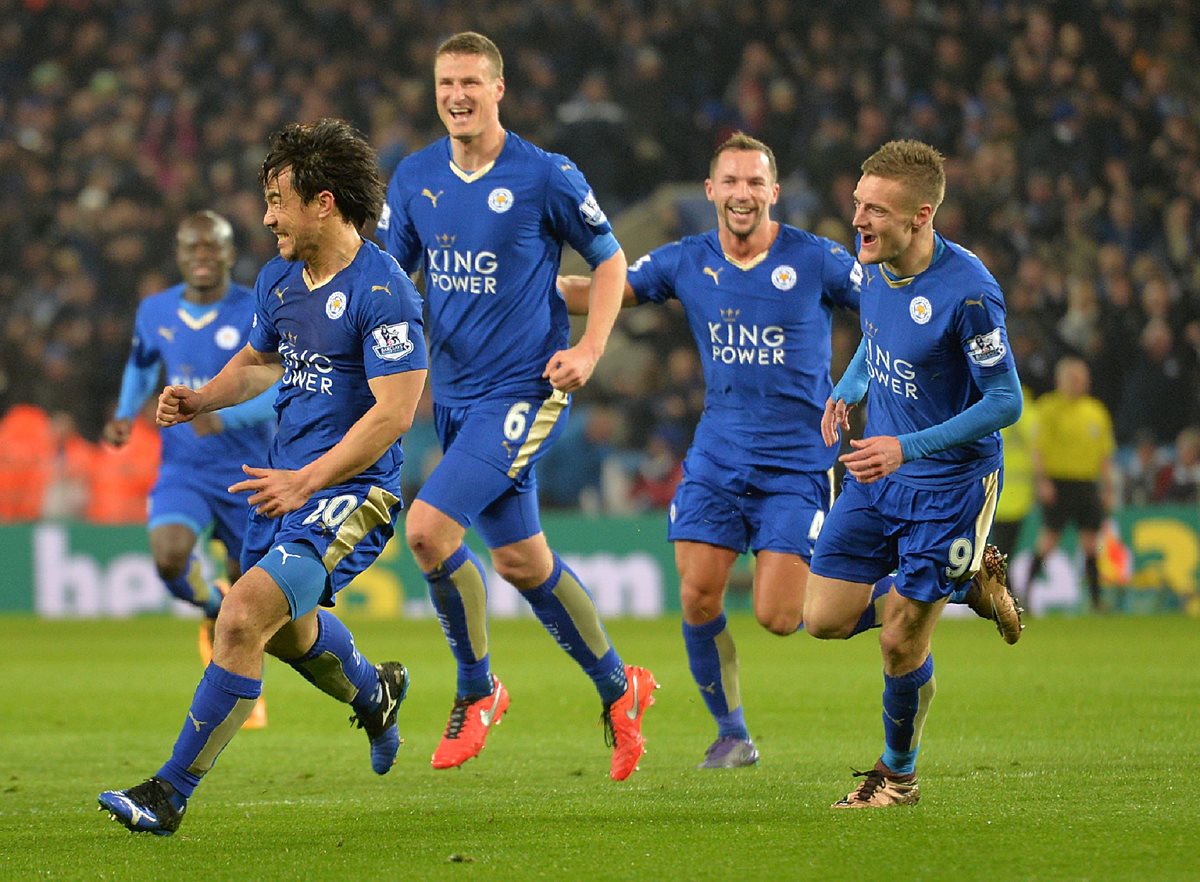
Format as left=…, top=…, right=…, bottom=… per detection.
left=0, top=0, right=1198, bottom=518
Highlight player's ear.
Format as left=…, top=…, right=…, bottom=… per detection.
left=495, top=76, right=505, bottom=103
left=911, top=202, right=934, bottom=231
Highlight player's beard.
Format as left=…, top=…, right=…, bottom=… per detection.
left=722, top=202, right=763, bottom=240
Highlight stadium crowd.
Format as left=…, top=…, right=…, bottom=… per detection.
left=1, top=0, right=1198, bottom=521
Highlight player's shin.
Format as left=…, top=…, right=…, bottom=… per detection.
left=879, top=655, right=935, bottom=776
left=157, top=663, right=262, bottom=799
left=519, top=552, right=625, bottom=703
left=425, top=544, right=492, bottom=697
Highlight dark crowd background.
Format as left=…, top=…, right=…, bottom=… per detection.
left=1, top=0, right=1198, bottom=518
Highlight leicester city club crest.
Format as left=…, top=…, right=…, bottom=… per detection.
left=488, top=188, right=514, bottom=213
left=771, top=265, right=797, bottom=291
left=214, top=325, right=241, bottom=350
left=326, top=291, right=347, bottom=320
left=909, top=296, right=932, bottom=324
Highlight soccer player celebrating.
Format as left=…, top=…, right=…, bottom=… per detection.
left=806, top=140, right=1023, bottom=808
left=376, top=31, right=655, bottom=780
left=103, top=210, right=273, bottom=729
left=98, top=119, right=428, bottom=835
left=560, top=132, right=861, bottom=769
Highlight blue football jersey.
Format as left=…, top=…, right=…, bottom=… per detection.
left=128, top=284, right=271, bottom=475
left=377, top=132, right=620, bottom=406
left=247, top=240, right=428, bottom=489
left=629, top=226, right=860, bottom=471
left=857, top=234, right=1014, bottom=485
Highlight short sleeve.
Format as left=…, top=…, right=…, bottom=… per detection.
left=627, top=241, right=683, bottom=306
left=544, top=160, right=620, bottom=268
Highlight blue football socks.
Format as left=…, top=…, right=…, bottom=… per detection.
left=880, top=654, right=936, bottom=776
left=520, top=553, right=626, bottom=704
left=425, top=544, right=493, bottom=698
left=683, top=612, right=749, bottom=739
left=157, top=663, right=261, bottom=799
left=286, top=609, right=381, bottom=714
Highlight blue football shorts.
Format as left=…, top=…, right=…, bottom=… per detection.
left=417, top=389, right=570, bottom=549
left=241, top=480, right=402, bottom=617
left=810, top=469, right=1001, bottom=603
left=667, top=448, right=833, bottom=560
left=149, top=464, right=248, bottom=557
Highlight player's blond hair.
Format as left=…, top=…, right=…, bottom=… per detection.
left=861, top=140, right=945, bottom=213
left=436, top=31, right=504, bottom=79
left=710, top=131, right=777, bottom=183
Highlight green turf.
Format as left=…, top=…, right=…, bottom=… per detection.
left=0, top=613, right=1196, bottom=881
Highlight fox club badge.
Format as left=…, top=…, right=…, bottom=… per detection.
left=326, top=291, right=347, bottom=320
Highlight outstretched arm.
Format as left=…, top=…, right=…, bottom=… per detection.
left=557, top=273, right=637, bottom=316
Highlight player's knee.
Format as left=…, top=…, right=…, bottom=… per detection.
left=495, top=555, right=542, bottom=589
left=755, top=606, right=801, bottom=636
left=153, top=552, right=189, bottom=583
left=803, top=609, right=853, bottom=640
left=878, top=627, right=919, bottom=670
left=212, top=598, right=262, bottom=653
left=679, top=582, right=723, bottom=621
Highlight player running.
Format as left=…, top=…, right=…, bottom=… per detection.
left=99, top=119, right=427, bottom=835
left=104, top=211, right=274, bottom=728
left=377, top=31, right=655, bottom=780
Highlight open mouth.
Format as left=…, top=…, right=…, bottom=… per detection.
left=860, top=233, right=878, bottom=247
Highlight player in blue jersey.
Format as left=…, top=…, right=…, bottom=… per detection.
left=805, top=140, right=1024, bottom=808
left=377, top=31, right=656, bottom=781
left=103, top=211, right=274, bottom=728
left=560, top=132, right=862, bottom=769
left=99, top=119, right=428, bottom=835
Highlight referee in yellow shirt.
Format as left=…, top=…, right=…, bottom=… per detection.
left=1027, top=356, right=1116, bottom=611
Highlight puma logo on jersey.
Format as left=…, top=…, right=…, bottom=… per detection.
left=371, top=282, right=392, bottom=295
left=703, top=266, right=723, bottom=285
left=275, top=285, right=289, bottom=302
left=421, top=188, right=443, bottom=207
left=158, top=327, right=175, bottom=342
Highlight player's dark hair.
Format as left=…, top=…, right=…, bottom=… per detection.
left=710, top=131, right=777, bottom=183
left=436, top=31, right=504, bottom=79
left=259, top=118, right=385, bottom=230
left=861, top=140, right=946, bottom=212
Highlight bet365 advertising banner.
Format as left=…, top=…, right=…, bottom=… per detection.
left=0, top=509, right=1195, bottom=617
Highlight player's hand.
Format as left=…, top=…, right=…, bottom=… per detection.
left=228, top=464, right=311, bottom=518
left=101, top=418, right=133, bottom=447
left=157, top=385, right=203, bottom=427
left=190, top=412, right=225, bottom=437
left=543, top=343, right=598, bottom=392
left=840, top=435, right=903, bottom=483
left=821, top=397, right=854, bottom=447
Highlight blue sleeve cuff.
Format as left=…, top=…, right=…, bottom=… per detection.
left=898, top=367, right=1023, bottom=461
left=832, top=336, right=870, bottom=406
left=114, top=360, right=161, bottom=421
left=217, top=384, right=278, bottom=430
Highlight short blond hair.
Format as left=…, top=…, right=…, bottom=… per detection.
left=710, top=131, right=777, bottom=183
left=861, top=139, right=945, bottom=212
left=436, top=31, right=504, bottom=79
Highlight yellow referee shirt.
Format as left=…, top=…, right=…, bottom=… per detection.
left=1032, top=391, right=1116, bottom=481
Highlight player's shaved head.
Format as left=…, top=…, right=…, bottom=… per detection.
left=178, top=210, right=234, bottom=244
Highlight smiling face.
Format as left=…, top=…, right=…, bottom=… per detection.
left=434, top=51, right=504, bottom=144
left=851, top=173, right=931, bottom=270
left=705, top=148, right=779, bottom=244
left=262, top=166, right=320, bottom=264
left=176, top=217, right=233, bottom=297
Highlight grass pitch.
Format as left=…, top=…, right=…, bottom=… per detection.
left=0, top=613, right=1196, bottom=881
